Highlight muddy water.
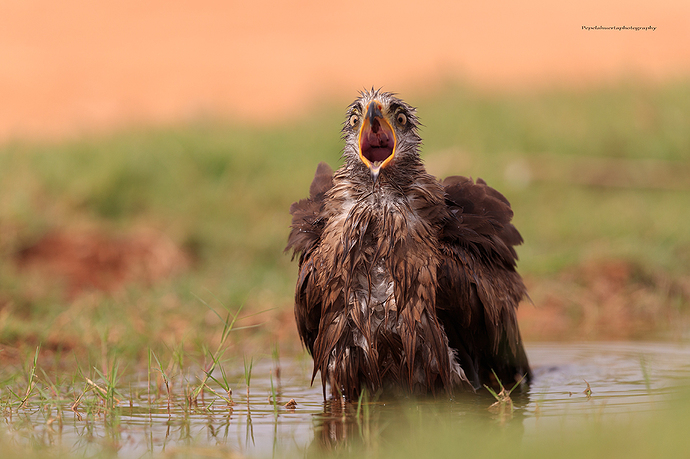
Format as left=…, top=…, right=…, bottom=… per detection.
left=9, top=342, right=690, bottom=457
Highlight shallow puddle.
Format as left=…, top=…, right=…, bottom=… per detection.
left=5, top=342, right=690, bottom=457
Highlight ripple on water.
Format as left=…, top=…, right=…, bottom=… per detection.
left=5, top=342, right=690, bottom=457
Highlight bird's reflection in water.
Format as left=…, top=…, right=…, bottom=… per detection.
left=308, top=390, right=530, bottom=455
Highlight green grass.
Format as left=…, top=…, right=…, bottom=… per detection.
left=0, top=79, right=689, bottom=358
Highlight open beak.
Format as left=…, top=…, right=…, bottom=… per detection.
left=358, top=100, right=397, bottom=182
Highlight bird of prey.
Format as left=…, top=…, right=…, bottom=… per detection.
left=286, top=89, right=530, bottom=400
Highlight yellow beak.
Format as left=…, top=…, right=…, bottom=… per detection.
left=358, top=100, right=397, bottom=182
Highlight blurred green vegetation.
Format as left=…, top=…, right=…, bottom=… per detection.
left=363, top=387, right=690, bottom=459
left=0, top=80, right=689, bottom=359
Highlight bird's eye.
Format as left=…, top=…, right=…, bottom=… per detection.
left=349, top=114, right=359, bottom=127
left=396, top=112, right=407, bottom=126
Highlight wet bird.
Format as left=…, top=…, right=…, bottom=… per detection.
left=286, top=89, right=530, bottom=400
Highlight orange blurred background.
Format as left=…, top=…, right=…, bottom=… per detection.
left=1, top=0, right=689, bottom=141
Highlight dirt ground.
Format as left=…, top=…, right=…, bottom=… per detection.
left=1, top=0, right=689, bottom=141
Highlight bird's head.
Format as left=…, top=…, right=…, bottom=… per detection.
left=342, top=88, right=421, bottom=183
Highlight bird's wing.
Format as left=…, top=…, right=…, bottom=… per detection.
left=436, top=176, right=531, bottom=389
left=285, top=162, right=334, bottom=354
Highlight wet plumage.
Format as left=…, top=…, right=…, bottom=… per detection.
left=286, top=89, right=530, bottom=400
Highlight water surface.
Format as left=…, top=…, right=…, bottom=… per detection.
left=6, top=342, right=690, bottom=457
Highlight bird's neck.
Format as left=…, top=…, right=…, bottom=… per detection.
left=341, top=155, right=434, bottom=192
